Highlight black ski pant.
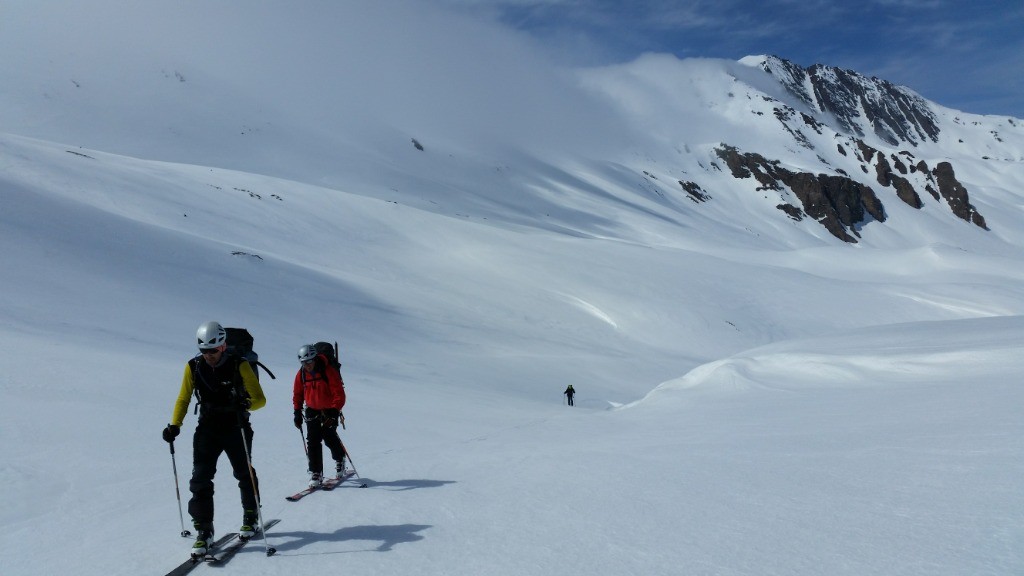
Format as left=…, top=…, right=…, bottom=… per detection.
left=188, top=415, right=259, bottom=530
left=304, top=408, right=346, bottom=474
left=566, top=395, right=574, bottom=406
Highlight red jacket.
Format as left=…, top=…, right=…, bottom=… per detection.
left=293, top=354, right=346, bottom=411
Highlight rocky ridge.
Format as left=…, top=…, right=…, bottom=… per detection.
left=690, top=56, right=993, bottom=243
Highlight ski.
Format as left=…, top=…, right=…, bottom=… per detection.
left=322, top=471, right=357, bottom=491
left=285, top=483, right=322, bottom=501
left=285, top=471, right=355, bottom=501
left=206, top=518, right=280, bottom=564
left=163, top=532, right=238, bottom=576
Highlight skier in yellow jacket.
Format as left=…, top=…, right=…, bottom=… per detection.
left=162, top=321, right=267, bottom=557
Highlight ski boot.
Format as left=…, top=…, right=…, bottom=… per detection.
left=240, top=509, right=258, bottom=540
left=190, top=528, right=214, bottom=558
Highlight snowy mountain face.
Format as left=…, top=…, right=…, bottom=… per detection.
left=756, top=55, right=941, bottom=145
left=0, top=15, right=1020, bottom=248
left=713, top=55, right=1002, bottom=242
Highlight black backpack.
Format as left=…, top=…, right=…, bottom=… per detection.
left=225, top=327, right=276, bottom=381
left=312, top=341, right=341, bottom=370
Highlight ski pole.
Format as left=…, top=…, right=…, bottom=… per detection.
left=169, top=441, right=192, bottom=538
left=238, top=424, right=277, bottom=557
left=336, top=437, right=368, bottom=488
left=338, top=439, right=359, bottom=478
left=299, top=425, right=308, bottom=456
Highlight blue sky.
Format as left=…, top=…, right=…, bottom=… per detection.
left=438, top=0, right=1024, bottom=118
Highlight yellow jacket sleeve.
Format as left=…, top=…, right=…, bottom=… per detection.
left=239, top=361, right=267, bottom=411
left=170, top=362, right=195, bottom=427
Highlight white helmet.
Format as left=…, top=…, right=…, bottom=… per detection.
left=196, top=321, right=227, bottom=350
left=297, top=344, right=318, bottom=363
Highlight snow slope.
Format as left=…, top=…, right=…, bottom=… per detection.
left=1, top=2, right=1023, bottom=575
left=2, top=130, right=1023, bottom=575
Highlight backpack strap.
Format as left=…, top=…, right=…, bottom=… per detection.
left=188, top=354, right=249, bottom=414
left=255, top=359, right=276, bottom=380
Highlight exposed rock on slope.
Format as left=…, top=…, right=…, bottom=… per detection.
left=753, top=55, right=940, bottom=146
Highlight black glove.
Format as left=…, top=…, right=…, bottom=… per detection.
left=162, top=424, right=180, bottom=443
left=324, top=409, right=340, bottom=429
left=293, top=409, right=303, bottom=429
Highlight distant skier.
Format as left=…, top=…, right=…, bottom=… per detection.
left=293, top=344, right=348, bottom=488
left=564, top=384, right=576, bottom=406
left=161, top=321, right=267, bottom=557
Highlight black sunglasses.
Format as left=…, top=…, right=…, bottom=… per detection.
left=200, top=347, right=221, bottom=355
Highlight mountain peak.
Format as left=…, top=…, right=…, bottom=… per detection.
left=745, top=55, right=940, bottom=146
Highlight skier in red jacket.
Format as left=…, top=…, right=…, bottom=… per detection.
left=293, top=344, right=347, bottom=487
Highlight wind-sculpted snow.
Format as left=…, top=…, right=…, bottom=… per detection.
left=635, top=315, right=1024, bottom=402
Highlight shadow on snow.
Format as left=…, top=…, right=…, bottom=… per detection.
left=271, top=524, right=432, bottom=554
left=354, top=478, right=457, bottom=491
